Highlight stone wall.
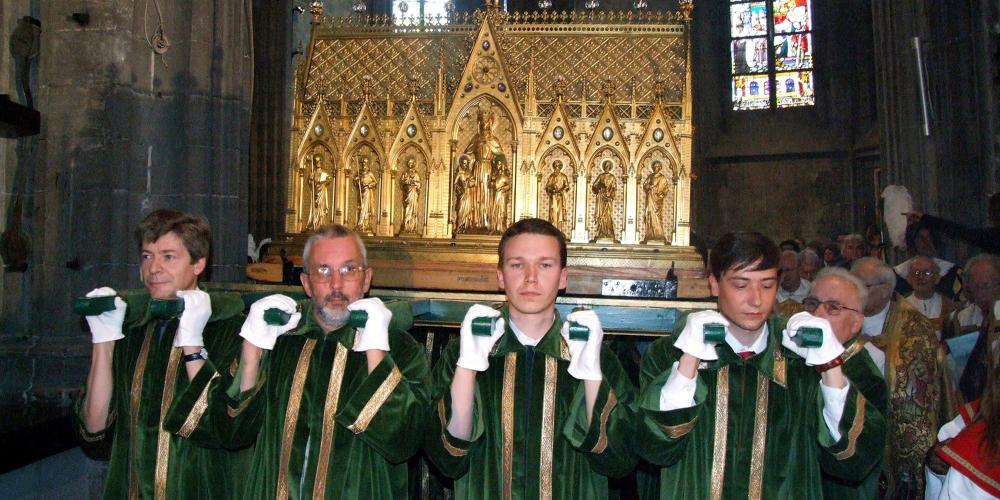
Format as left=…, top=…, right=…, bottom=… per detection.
left=0, top=1, right=252, bottom=419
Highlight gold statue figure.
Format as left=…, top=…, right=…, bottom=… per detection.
left=642, top=160, right=670, bottom=242
left=453, top=157, right=476, bottom=233
left=545, top=160, right=570, bottom=227
left=399, top=158, right=421, bottom=234
left=355, top=157, right=378, bottom=234
left=592, top=160, right=618, bottom=241
left=304, top=151, right=333, bottom=230
left=463, top=104, right=504, bottom=232
left=491, top=159, right=511, bottom=232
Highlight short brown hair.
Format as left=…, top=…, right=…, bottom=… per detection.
left=135, top=209, right=211, bottom=263
left=498, top=218, right=567, bottom=268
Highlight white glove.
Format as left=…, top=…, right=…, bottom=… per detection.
left=673, top=310, right=727, bottom=361
left=85, top=287, right=126, bottom=343
left=175, top=290, right=212, bottom=347
left=562, top=309, right=604, bottom=381
left=239, top=294, right=302, bottom=350
left=456, top=304, right=505, bottom=371
left=348, top=297, right=392, bottom=352
left=782, top=312, right=844, bottom=366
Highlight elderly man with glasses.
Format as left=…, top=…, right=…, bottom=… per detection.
left=804, top=267, right=890, bottom=499
left=850, top=257, right=956, bottom=497
left=163, top=224, right=430, bottom=499
left=903, top=255, right=955, bottom=338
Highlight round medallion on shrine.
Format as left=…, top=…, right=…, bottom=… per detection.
left=313, top=124, right=324, bottom=137
left=602, top=127, right=613, bottom=141
left=464, top=82, right=474, bottom=92
left=497, top=82, right=506, bottom=92
left=482, top=40, right=491, bottom=51
left=360, top=124, right=369, bottom=137
left=653, top=128, right=664, bottom=142
left=406, top=124, right=417, bottom=137
left=553, top=126, right=564, bottom=140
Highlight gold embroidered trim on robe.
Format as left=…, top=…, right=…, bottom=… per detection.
left=128, top=323, right=155, bottom=500
left=178, top=372, right=219, bottom=438
left=842, top=339, right=866, bottom=362
left=748, top=372, right=770, bottom=500
left=659, top=415, right=698, bottom=439
left=348, top=365, right=402, bottom=434
left=940, top=446, right=1000, bottom=492
left=592, top=390, right=618, bottom=453
left=833, top=392, right=867, bottom=460
left=437, top=399, right=468, bottom=457
left=276, top=338, right=317, bottom=500
left=312, top=343, right=349, bottom=499
left=501, top=352, right=517, bottom=500
left=539, top=356, right=558, bottom=500
left=710, top=367, right=730, bottom=500
left=154, top=347, right=182, bottom=500
left=773, top=347, right=786, bottom=387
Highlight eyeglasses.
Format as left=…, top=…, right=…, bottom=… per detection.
left=908, top=270, right=937, bottom=278
left=802, top=297, right=862, bottom=316
left=309, top=264, right=366, bottom=283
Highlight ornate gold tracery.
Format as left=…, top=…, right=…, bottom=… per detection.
left=287, top=2, right=694, bottom=249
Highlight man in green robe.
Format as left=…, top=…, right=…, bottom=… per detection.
left=803, top=267, right=889, bottom=499
left=637, top=232, right=886, bottom=500
left=424, top=218, right=637, bottom=499
left=74, top=208, right=248, bottom=499
left=163, top=223, right=430, bottom=499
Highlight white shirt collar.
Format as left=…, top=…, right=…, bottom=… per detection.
left=725, top=323, right=769, bottom=355
left=508, top=316, right=549, bottom=347
left=863, top=302, right=891, bottom=337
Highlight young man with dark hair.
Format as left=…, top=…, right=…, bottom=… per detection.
left=636, top=231, right=886, bottom=499
left=75, top=208, right=249, bottom=499
left=424, top=218, right=636, bottom=499
left=163, top=223, right=430, bottom=498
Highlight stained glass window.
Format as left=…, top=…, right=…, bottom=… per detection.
left=731, top=0, right=813, bottom=110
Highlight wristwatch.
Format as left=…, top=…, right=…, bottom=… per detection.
left=183, top=348, right=209, bottom=363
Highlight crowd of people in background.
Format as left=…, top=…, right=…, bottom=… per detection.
left=770, top=193, right=1000, bottom=498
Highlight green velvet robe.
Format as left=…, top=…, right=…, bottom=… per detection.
left=423, top=307, right=638, bottom=500
left=637, top=314, right=886, bottom=500
left=74, top=289, right=249, bottom=500
left=163, top=301, right=430, bottom=500
left=820, top=337, right=889, bottom=499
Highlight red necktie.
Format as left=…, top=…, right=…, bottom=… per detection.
left=738, top=351, right=754, bottom=360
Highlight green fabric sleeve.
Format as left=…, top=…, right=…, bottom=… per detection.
left=636, top=335, right=705, bottom=467
left=333, top=330, right=431, bottom=464
left=816, top=378, right=887, bottom=482
left=562, top=346, right=638, bottom=478
left=422, top=338, right=485, bottom=479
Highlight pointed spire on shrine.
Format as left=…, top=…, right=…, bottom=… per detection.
left=526, top=50, right=537, bottom=117
left=435, top=46, right=446, bottom=116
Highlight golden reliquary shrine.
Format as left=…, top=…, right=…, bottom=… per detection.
left=270, top=0, right=707, bottom=296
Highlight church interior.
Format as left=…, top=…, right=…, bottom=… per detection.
left=0, top=0, right=997, bottom=497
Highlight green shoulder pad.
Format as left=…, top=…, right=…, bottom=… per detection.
left=385, top=299, right=413, bottom=332
left=208, top=291, right=246, bottom=322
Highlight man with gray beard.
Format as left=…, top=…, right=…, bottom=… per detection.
left=164, top=224, right=430, bottom=499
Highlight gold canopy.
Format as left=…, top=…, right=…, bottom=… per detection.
left=280, top=2, right=704, bottom=294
